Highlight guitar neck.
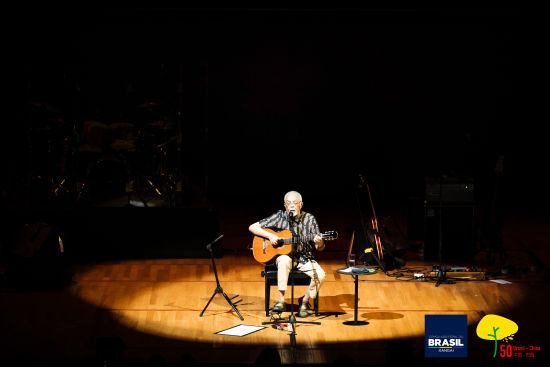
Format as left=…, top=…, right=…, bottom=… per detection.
left=281, top=233, right=317, bottom=245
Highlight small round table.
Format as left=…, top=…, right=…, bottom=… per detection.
left=336, top=267, right=377, bottom=326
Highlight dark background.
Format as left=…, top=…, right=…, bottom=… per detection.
left=3, top=6, right=543, bottom=212
left=1, top=9, right=548, bottom=366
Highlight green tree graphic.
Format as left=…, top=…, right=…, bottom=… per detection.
left=476, top=315, right=518, bottom=358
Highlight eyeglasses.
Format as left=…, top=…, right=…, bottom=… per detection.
left=284, top=200, right=301, bottom=206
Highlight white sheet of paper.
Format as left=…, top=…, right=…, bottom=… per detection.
left=215, top=324, right=265, bottom=337
left=490, top=279, right=512, bottom=284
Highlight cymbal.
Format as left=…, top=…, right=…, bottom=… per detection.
left=48, top=117, right=66, bottom=124
left=30, top=101, right=61, bottom=113
left=155, top=135, right=178, bottom=149
left=136, top=101, right=162, bottom=109
left=146, top=120, right=167, bottom=128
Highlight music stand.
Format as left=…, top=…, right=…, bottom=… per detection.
left=199, top=234, right=244, bottom=320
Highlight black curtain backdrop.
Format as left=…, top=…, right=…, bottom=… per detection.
left=5, top=6, right=543, bottom=209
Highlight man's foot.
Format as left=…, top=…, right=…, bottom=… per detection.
left=271, top=301, right=286, bottom=313
left=297, top=301, right=314, bottom=318
left=297, top=296, right=311, bottom=308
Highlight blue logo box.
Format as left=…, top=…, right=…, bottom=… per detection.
left=425, top=315, right=468, bottom=358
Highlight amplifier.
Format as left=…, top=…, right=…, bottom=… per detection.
left=425, top=178, right=474, bottom=203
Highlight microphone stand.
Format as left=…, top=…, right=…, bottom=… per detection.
left=432, top=176, right=455, bottom=287
left=262, top=212, right=320, bottom=363
left=200, top=234, right=244, bottom=320
left=438, top=175, right=444, bottom=264
left=434, top=265, right=455, bottom=287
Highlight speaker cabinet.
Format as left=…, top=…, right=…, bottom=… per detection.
left=5, top=223, right=73, bottom=289
left=423, top=204, right=475, bottom=263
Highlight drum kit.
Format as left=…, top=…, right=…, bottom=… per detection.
left=31, top=99, right=182, bottom=207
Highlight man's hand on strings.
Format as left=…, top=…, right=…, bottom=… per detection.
left=314, top=235, right=325, bottom=250
left=269, top=234, right=281, bottom=246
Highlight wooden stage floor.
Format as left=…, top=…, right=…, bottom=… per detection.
left=1, top=204, right=549, bottom=365
left=1, top=254, right=549, bottom=365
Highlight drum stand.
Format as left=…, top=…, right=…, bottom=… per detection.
left=51, top=122, right=80, bottom=201
left=122, top=151, right=164, bottom=207
left=124, top=136, right=177, bottom=207
left=154, top=136, right=178, bottom=207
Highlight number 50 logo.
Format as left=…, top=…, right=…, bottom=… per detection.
left=476, top=314, right=518, bottom=358
left=499, top=344, right=514, bottom=358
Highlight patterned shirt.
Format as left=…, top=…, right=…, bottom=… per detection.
left=258, top=210, right=320, bottom=261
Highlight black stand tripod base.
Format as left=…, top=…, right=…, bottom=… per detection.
left=343, top=320, right=369, bottom=326
left=434, top=269, right=455, bottom=287
left=262, top=319, right=321, bottom=326
left=199, top=235, right=244, bottom=320
left=200, top=286, right=244, bottom=320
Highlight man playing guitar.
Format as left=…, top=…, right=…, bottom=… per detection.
left=249, top=191, right=326, bottom=317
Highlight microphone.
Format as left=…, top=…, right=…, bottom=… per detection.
left=211, top=234, right=224, bottom=244
left=288, top=211, right=294, bottom=220
left=206, top=234, right=224, bottom=251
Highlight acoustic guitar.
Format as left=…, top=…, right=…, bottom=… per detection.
left=359, top=173, right=384, bottom=260
left=252, top=228, right=338, bottom=264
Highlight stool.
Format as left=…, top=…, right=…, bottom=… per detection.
left=261, top=265, right=319, bottom=317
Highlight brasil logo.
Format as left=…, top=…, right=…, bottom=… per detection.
left=476, top=314, right=518, bottom=358
left=425, top=315, right=468, bottom=357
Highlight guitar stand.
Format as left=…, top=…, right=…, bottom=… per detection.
left=199, top=234, right=244, bottom=320
left=262, top=257, right=320, bottom=363
left=364, top=233, right=388, bottom=275
left=355, top=176, right=390, bottom=275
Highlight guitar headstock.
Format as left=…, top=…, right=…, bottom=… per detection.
left=321, top=231, right=338, bottom=240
